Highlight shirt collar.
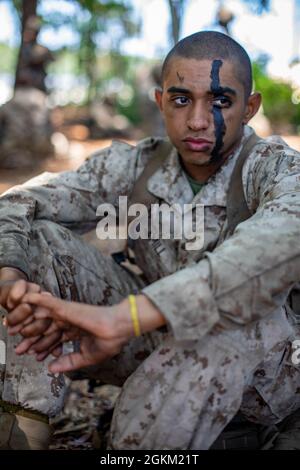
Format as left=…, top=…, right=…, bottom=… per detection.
left=147, top=125, right=254, bottom=208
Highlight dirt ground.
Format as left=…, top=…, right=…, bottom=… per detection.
left=1, top=134, right=300, bottom=449
left=0, top=138, right=113, bottom=194
left=49, top=380, right=120, bottom=450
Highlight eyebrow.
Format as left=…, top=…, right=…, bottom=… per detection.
left=167, top=86, right=191, bottom=94
left=166, top=85, right=237, bottom=96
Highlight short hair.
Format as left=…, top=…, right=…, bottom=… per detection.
left=161, top=31, right=252, bottom=99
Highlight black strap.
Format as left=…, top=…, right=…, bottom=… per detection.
left=226, top=132, right=262, bottom=235
left=112, top=139, right=172, bottom=266
left=127, top=139, right=173, bottom=223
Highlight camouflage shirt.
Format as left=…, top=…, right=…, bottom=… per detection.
left=1, top=125, right=300, bottom=341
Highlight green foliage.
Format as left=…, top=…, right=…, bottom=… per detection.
left=47, top=48, right=80, bottom=75
left=1, top=0, right=140, bottom=104
left=0, top=43, right=18, bottom=73
left=253, top=61, right=300, bottom=130
left=42, top=1, right=140, bottom=104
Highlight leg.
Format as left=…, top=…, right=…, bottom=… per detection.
left=109, top=307, right=295, bottom=450
left=0, top=220, right=144, bottom=448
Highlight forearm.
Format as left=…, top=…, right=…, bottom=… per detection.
left=114, top=294, right=166, bottom=339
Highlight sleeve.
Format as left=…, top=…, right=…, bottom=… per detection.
left=142, top=145, right=300, bottom=341
left=0, top=141, right=138, bottom=277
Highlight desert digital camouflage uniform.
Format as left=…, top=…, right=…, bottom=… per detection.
left=0, top=125, right=300, bottom=449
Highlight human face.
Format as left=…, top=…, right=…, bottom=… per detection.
left=156, top=57, right=261, bottom=172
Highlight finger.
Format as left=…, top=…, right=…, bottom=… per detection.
left=22, top=292, right=64, bottom=319
left=7, top=323, right=25, bottom=335
left=7, top=281, right=40, bottom=310
left=22, top=315, right=35, bottom=327
left=51, top=345, right=63, bottom=358
left=7, top=303, right=32, bottom=330
left=0, top=286, right=12, bottom=308
left=48, top=352, right=96, bottom=373
left=14, top=336, right=41, bottom=355
left=34, top=305, right=53, bottom=320
left=36, top=343, right=63, bottom=362
left=43, top=321, right=59, bottom=336
left=28, top=331, right=62, bottom=354
left=7, top=313, right=35, bottom=335
left=20, top=318, right=52, bottom=337
left=61, top=329, right=81, bottom=341
left=6, top=280, right=27, bottom=310
left=6, top=279, right=27, bottom=310
left=23, top=293, right=101, bottom=337
left=36, top=350, right=52, bottom=362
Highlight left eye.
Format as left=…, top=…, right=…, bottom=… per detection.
left=213, top=96, right=231, bottom=107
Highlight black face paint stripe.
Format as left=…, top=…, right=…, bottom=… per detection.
left=210, top=59, right=227, bottom=162
left=212, top=86, right=236, bottom=97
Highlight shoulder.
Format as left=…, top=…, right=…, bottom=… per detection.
left=136, top=136, right=172, bottom=167
left=86, top=139, right=137, bottom=167
left=136, top=136, right=170, bottom=155
left=244, top=133, right=300, bottom=179
left=84, top=136, right=172, bottom=180
left=242, top=133, right=300, bottom=206
left=241, top=131, right=300, bottom=207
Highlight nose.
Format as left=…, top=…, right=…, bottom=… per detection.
left=187, top=102, right=211, bottom=131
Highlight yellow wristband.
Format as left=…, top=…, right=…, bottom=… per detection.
left=128, top=295, right=141, bottom=337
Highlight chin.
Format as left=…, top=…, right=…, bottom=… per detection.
left=184, top=153, right=212, bottom=167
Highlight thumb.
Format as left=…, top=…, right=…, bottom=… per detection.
left=48, top=352, right=92, bottom=373
left=23, top=292, right=64, bottom=320
left=7, top=280, right=28, bottom=310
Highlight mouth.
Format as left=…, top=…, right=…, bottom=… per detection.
left=182, top=137, right=213, bottom=152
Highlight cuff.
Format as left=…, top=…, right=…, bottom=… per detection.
left=0, top=238, right=30, bottom=278
left=142, top=259, right=220, bottom=341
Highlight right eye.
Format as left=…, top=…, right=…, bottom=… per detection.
left=173, top=96, right=190, bottom=106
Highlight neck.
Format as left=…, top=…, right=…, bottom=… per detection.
left=181, top=156, right=227, bottom=183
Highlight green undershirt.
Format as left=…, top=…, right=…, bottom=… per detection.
left=186, top=173, right=205, bottom=195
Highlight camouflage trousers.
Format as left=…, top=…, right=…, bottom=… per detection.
left=0, top=221, right=299, bottom=449
left=0, top=220, right=145, bottom=416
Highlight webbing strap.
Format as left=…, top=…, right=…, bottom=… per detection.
left=226, top=132, right=262, bottom=235
left=0, top=399, right=49, bottom=424
left=127, top=139, right=173, bottom=224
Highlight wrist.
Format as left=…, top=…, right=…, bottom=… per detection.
left=115, top=294, right=166, bottom=338
left=135, top=294, right=166, bottom=333
left=0, top=267, right=28, bottom=280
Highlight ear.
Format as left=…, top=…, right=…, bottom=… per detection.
left=155, top=87, right=163, bottom=112
left=243, top=92, right=262, bottom=124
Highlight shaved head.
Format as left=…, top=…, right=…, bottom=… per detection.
left=162, top=31, right=252, bottom=100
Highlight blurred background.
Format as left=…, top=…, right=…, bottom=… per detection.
left=1, top=0, right=300, bottom=449
left=0, top=0, right=300, bottom=184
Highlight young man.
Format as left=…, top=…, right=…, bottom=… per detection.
left=1, top=31, right=300, bottom=450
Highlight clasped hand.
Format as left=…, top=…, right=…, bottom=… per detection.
left=3, top=279, right=131, bottom=373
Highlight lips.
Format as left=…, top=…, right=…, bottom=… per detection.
left=183, top=137, right=213, bottom=152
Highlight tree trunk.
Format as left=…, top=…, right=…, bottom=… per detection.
left=167, top=0, right=185, bottom=45
left=14, top=0, right=38, bottom=90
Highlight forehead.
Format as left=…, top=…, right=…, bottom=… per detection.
left=163, top=57, right=242, bottom=92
